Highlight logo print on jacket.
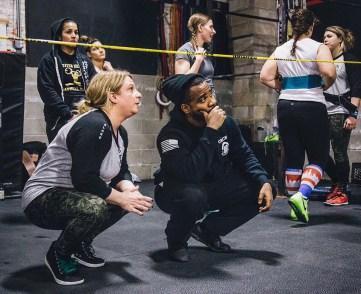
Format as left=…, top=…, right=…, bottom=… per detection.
left=221, top=141, right=229, bottom=156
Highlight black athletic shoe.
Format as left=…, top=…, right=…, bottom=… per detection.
left=72, top=241, right=105, bottom=268
left=168, top=244, right=190, bottom=262
left=45, top=242, right=84, bottom=286
left=191, top=223, right=232, bottom=253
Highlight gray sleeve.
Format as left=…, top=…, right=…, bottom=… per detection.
left=175, top=43, right=194, bottom=64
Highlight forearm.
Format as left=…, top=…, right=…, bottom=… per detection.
left=105, top=188, right=126, bottom=205
left=322, top=75, right=336, bottom=90
left=351, top=97, right=361, bottom=108
left=116, top=180, right=136, bottom=192
left=187, top=58, right=203, bottom=74
left=260, top=77, right=281, bottom=91
left=259, top=57, right=280, bottom=91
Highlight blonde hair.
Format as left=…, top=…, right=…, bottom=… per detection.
left=325, top=26, right=355, bottom=52
left=77, top=70, right=131, bottom=115
left=187, top=13, right=211, bottom=44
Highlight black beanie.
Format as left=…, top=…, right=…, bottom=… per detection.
left=162, top=74, right=205, bottom=106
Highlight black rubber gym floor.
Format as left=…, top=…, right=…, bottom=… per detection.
left=0, top=181, right=360, bottom=293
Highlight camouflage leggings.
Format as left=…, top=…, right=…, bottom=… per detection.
left=24, top=187, right=126, bottom=255
left=325, top=114, right=351, bottom=186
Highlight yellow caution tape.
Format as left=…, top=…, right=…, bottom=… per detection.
left=1, top=35, right=361, bottom=64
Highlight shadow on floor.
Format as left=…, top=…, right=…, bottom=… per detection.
left=1, top=261, right=144, bottom=293
left=331, top=230, right=361, bottom=245
left=149, top=247, right=283, bottom=279
left=0, top=214, right=30, bottom=225
left=270, top=212, right=361, bottom=227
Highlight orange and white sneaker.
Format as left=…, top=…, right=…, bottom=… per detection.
left=324, top=192, right=349, bottom=206
left=324, top=185, right=340, bottom=203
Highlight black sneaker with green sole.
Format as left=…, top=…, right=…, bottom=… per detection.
left=45, top=242, right=84, bottom=285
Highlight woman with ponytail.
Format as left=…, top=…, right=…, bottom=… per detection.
left=22, top=71, right=153, bottom=286
left=80, top=35, right=114, bottom=73
left=175, top=13, right=216, bottom=94
left=260, top=9, right=336, bottom=223
left=323, top=26, right=361, bottom=206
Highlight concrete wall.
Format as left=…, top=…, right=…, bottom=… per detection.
left=24, top=67, right=233, bottom=180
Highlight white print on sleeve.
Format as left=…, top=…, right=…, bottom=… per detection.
left=161, top=139, right=179, bottom=153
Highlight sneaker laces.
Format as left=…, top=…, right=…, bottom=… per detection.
left=335, top=191, right=348, bottom=198
left=81, top=242, right=96, bottom=258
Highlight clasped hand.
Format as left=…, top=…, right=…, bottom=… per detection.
left=106, top=186, right=153, bottom=216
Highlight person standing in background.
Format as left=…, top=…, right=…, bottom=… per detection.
left=175, top=13, right=216, bottom=94
left=260, top=9, right=336, bottom=223
left=37, top=18, right=96, bottom=143
left=323, top=26, right=361, bottom=206
left=80, top=36, right=114, bottom=73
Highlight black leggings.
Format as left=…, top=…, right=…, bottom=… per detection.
left=325, top=114, right=351, bottom=186
left=277, top=100, right=330, bottom=170
left=25, top=187, right=126, bottom=256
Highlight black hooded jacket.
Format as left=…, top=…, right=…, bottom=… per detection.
left=37, top=18, right=96, bottom=126
left=156, top=109, right=273, bottom=192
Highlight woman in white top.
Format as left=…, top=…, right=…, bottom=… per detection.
left=323, top=26, right=361, bottom=206
left=260, top=9, right=336, bottom=223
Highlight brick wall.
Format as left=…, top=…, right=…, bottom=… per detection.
left=229, top=0, right=279, bottom=136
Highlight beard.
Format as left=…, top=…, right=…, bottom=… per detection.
left=190, top=111, right=206, bottom=126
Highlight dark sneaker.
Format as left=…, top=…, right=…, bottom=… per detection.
left=168, top=246, right=190, bottom=262
left=45, top=242, right=84, bottom=285
left=72, top=241, right=105, bottom=268
left=191, top=223, right=232, bottom=253
left=167, top=241, right=190, bottom=262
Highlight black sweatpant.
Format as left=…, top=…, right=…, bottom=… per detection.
left=155, top=172, right=259, bottom=246
left=277, top=99, right=330, bottom=170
